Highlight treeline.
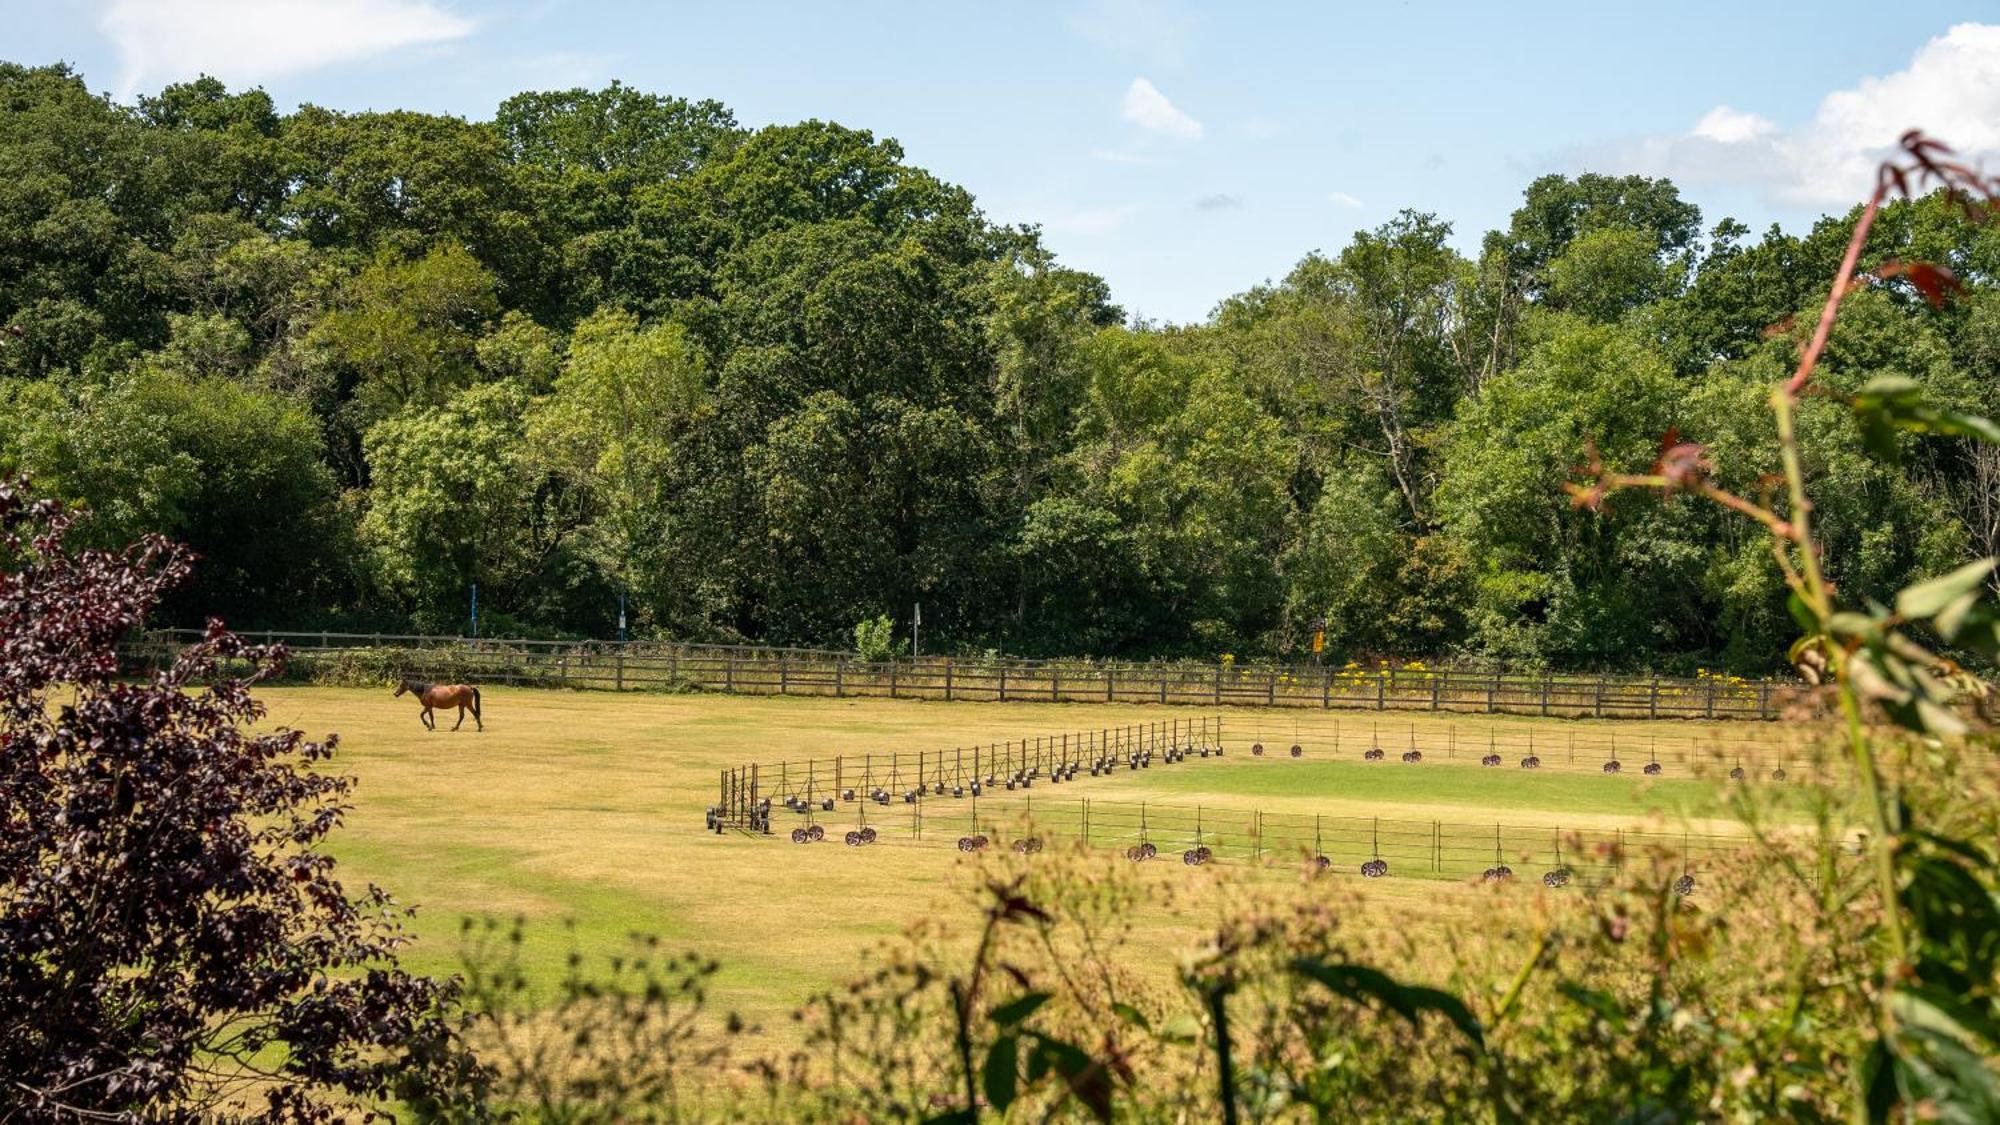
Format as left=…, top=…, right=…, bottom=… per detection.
left=3, top=61, right=1997, bottom=670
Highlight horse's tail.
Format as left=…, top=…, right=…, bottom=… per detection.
left=471, top=686, right=482, bottom=722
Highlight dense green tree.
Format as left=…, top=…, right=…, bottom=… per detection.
left=305, top=243, right=501, bottom=474
left=0, top=368, right=349, bottom=624
left=361, top=381, right=561, bottom=631
left=1437, top=318, right=1712, bottom=664
left=528, top=307, right=707, bottom=622
left=496, top=82, right=740, bottom=180
left=3, top=59, right=1997, bottom=669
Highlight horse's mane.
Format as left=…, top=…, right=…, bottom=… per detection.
left=405, top=679, right=434, bottom=694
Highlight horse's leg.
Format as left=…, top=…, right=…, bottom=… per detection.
left=422, top=706, right=435, bottom=731
left=452, top=704, right=465, bottom=731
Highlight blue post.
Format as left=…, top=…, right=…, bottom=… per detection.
left=618, top=591, right=628, bottom=643
left=470, top=583, right=479, bottom=639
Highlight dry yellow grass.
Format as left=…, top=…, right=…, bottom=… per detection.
left=258, top=685, right=1805, bottom=1035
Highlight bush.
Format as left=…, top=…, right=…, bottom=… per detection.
left=853, top=614, right=904, bottom=663
left=0, top=483, right=471, bottom=1118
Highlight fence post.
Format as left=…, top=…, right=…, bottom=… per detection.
left=1106, top=665, right=1114, bottom=703
left=1214, top=665, right=1223, bottom=704
left=999, top=665, right=1007, bottom=702
left=615, top=650, right=625, bottom=692
left=945, top=659, right=954, bottom=701
left=1376, top=672, right=1385, bottom=711
left=1052, top=666, right=1060, bottom=702
left=725, top=653, right=735, bottom=693
left=1159, top=674, right=1167, bottom=705
left=1650, top=676, right=1659, bottom=720
left=891, top=663, right=899, bottom=700
left=1705, top=679, right=1716, bottom=720
left=780, top=656, right=789, bottom=696
left=1323, top=667, right=1332, bottom=709
left=1430, top=675, right=1439, bottom=712
left=1540, top=673, right=1550, bottom=717
left=1593, top=676, right=1604, bottom=719
left=1487, top=674, right=1496, bottom=713
left=834, top=661, right=844, bottom=698
left=1758, top=679, right=1771, bottom=720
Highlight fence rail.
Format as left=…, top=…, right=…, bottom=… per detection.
left=131, top=629, right=1807, bottom=721
left=740, top=790, right=1754, bottom=885
left=709, top=713, right=1814, bottom=840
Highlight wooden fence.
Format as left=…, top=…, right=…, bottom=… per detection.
left=133, top=628, right=1805, bottom=721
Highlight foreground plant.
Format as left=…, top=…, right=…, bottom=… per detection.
left=0, top=482, right=467, bottom=1121
left=1575, top=130, right=2000, bottom=1118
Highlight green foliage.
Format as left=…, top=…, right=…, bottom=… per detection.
left=852, top=613, right=902, bottom=663
left=7, top=62, right=2000, bottom=673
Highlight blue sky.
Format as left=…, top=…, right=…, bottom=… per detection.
left=8, top=1, right=2000, bottom=322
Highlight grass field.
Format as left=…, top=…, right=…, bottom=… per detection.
left=258, top=685, right=1808, bottom=1035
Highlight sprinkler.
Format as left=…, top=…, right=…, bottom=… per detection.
left=1541, top=832, right=1571, bottom=888
left=1360, top=818, right=1389, bottom=878
left=1481, top=824, right=1513, bottom=882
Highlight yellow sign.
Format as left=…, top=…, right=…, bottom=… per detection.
left=1311, top=629, right=1325, bottom=654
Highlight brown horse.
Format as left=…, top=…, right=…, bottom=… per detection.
left=394, top=679, right=483, bottom=731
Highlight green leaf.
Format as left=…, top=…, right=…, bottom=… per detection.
left=1030, top=1035, right=1113, bottom=1122
left=1847, top=649, right=1913, bottom=705
left=1897, top=559, right=1996, bottom=619
left=1158, top=1012, right=1202, bottom=1044
left=1893, top=985, right=2000, bottom=1050
left=1110, top=1002, right=1150, bottom=1031
left=1892, top=1025, right=2000, bottom=1120
left=1933, top=591, right=1985, bottom=642
left=1853, top=375, right=2000, bottom=464
left=1557, top=982, right=1630, bottom=1029
left=1787, top=590, right=1819, bottom=634
left=1913, top=697, right=1968, bottom=737
left=989, top=991, right=1051, bottom=1029
left=1827, top=611, right=1883, bottom=641
left=1292, top=958, right=1484, bottom=1046
left=982, top=1033, right=1019, bottom=1112
left=1862, top=1037, right=1899, bottom=1121
left=1860, top=373, right=1923, bottom=398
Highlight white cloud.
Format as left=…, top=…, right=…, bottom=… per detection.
left=1194, top=193, right=1240, bottom=211
left=1690, top=105, right=1778, bottom=145
left=1328, top=191, right=1363, bottom=209
left=101, top=0, right=476, bottom=96
left=1601, top=23, right=2000, bottom=206
left=1067, top=0, right=1193, bottom=67
left=1122, top=77, right=1203, bottom=140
